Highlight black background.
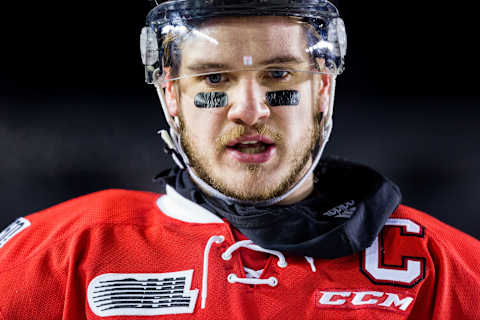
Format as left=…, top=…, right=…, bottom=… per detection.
left=1, top=1, right=479, bottom=239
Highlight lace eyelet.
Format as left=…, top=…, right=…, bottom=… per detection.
left=227, top=273, right=237, bottom=283
left=215, top=236, right=225, bottom=243
left=277, top=261, right=288, bottom=268
left=221, top=252, right=232, bottom=261
left=268, top=277, right=278, bottom=287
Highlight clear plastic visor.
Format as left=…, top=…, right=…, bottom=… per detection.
left=157, top=16, right=341, bottom=84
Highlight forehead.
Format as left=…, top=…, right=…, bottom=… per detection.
left=180, top=16, right=310, bottom=69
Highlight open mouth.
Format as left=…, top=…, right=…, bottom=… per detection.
left=225, top=137, right=276, bottom=163
left=228, top=141, right=272, bottom=154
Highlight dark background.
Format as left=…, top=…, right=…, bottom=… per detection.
left=1, top=1, right=479, bottom=239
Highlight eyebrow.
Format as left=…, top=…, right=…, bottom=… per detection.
left=258, top=55, right=304, bottom=65
left=186, top=63, right=229, bottom=73
left=185, top=55, right=305, bottom=72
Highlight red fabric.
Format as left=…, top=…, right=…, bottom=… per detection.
left=0, top=189, right=479, bottom=319
left=231, top=227, right=270, bottom=272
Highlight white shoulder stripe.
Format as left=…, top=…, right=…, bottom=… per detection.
left=0, top=217, right=31, bottom=248
left=156, top=185, right=224, bottom=224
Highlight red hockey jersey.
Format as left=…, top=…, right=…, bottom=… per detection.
left=0, top=187, right=479, bottom=319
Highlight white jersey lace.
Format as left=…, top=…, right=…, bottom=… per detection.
left=201, top=235, right=318, bottom=309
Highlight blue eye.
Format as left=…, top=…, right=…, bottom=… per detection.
left=207, top=73, right=223, bottom=84
left=269, top=70, right=288, bottom=79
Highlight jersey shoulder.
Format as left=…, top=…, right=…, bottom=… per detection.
left=391, top=204, right=480, bottom=263
left=0, top=189, right=163, bottom=271
left=387, top=206, right=480, bottom=318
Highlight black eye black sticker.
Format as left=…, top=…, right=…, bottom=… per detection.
left=194, top=92, right=228, bottom=108
left=266, top=90, right=300, bottom=107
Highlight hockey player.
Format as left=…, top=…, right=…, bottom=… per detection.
left=1, top=1, right=479, bottom=319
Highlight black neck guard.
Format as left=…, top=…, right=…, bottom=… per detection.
left=154, top=157, right=401, bottom=259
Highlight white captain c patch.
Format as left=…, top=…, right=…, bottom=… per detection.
left=87, top=270, right=198, bottom=317
left=0, top=217, right=31, bottom=248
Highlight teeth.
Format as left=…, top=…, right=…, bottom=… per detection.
left=239, top=141, right=259, bottom=145
left=241, top=145, right=267, bottom=154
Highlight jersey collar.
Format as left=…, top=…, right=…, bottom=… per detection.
left=156, top=185, right=224, bottom=224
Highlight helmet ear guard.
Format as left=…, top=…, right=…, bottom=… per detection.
left=140, top=26, right=161, bottom=84
left=303, top=16, right=346, bottom=75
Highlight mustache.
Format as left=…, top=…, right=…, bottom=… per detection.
left=215, top=125, right=282, bottom=151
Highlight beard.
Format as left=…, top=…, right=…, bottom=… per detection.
left=177, top=111, right=322, bottom=202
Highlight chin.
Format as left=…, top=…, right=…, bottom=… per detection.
left=216, top=170, right=287, bottom=201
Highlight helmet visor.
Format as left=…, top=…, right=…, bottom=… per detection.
left=141, top=0, right=346, bottom=84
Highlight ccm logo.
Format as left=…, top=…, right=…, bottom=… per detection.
left=315, top=290, right=414, bottom=312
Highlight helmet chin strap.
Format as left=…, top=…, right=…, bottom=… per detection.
left=155, top=78, right=336, bottom=206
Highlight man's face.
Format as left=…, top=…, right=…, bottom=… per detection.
left=165, top=16, right=330, bottom=202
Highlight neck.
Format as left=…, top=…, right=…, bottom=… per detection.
left=277, top=175, right=314, bottom=205
left=276, top=159, right=315, bottom=205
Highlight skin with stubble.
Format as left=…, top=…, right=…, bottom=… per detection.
left=164, top=16, right=331, bottom=204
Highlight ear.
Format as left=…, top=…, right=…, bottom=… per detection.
left=317, top=73, right=332, bottom=114
left=165, top=81, right=180, bottom=117
left=158, top=67, right=179, bottom=117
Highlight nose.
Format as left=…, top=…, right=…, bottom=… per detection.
left=227, top=79, right=270, bottom=126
